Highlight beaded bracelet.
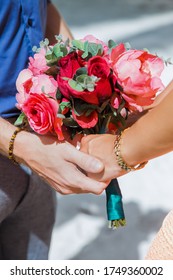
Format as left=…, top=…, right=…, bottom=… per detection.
left=114, top=129, right=148, bottom=172
left=8, top=127, right=23, bottom=164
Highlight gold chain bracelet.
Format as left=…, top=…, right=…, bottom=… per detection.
left=114, top=129, right=148, bottom=172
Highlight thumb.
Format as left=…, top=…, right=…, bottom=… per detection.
left=67, top=146, right=104, bottom=173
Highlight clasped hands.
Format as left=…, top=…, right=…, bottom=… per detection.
left=80, top=134, right=126, bottom=182
left=22, top=108, right=151, bottom=195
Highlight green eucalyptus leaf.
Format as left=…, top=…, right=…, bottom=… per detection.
left=53, top=44, right=63, bottom=58
left=55, top=34, right=63, bottom=42
left=53, top=43, right=68, bottom=58
left=108, top=39, right=117, bottom=49
left=71, top=40, right=85, bottom=51
left=88, top=42, right=103, bottom=56
left=46, top=53, right=59, bottom=66
left=75, top=74, right=97, bottom=91
left=124, top=42, right=131, bottom=50
left=75, top=67, right=87, bottom=76
left=58, top=101, right=71, bottom=114
left=45, top=53, right=53, bottom=61
left=68, top=79, right=83, bottom=92
left=76, top=74, right=88, bottom=84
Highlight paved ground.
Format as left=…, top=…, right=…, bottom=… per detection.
left=49, top=0, right=173, bottom=260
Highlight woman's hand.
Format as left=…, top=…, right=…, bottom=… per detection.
left=80, top=134, right=127, bottom=182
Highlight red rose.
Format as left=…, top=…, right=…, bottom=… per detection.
left=58, top=52, right=82, bottom=78
left=95, top=78, right=112, bottom=103
left=72, top=109, right=98, bottom=128
left=57, top=52, right=82, bottom=99
left=88, top=56, right=110, bottom=78
left=57, top=53, right=112, bottom=105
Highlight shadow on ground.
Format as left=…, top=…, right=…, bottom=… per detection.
left=55, top=194, right=167, bottom=260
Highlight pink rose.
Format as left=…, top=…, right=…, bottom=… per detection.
left=112, top=48, right=165, bottom=111
left=22, top=93, right=63, bottom=139
left=72, top=109, right=98, bottom=128
left=28, top=48, right=49, bottom=75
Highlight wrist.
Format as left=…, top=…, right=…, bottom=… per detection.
left=13, top=130, right=37, bottom=165
left=115, top=129, right=148, bottom=171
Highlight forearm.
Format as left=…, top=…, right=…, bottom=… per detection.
left=46, top=3, right=73, bottom=44
left=121, top=80, right=173, bottom=166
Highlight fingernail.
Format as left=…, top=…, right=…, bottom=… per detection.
left=92, top=160, right=103, bottom=171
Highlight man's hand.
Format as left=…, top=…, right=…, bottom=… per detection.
left=14, top=131, right=107, bottom=195
left=80, top=134, right=127, bottom=182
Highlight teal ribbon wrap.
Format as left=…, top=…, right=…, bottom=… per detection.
left=99, top=123, right=126, bottom=229
left=106, top=178, right=126, bottom=228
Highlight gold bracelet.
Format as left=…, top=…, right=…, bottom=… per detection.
left=114, top=129, right=148, bottom=172
left=8, top=127, right=23, bottom=164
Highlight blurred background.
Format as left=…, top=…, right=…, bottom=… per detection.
left=49, top=0, right=173, bottom=260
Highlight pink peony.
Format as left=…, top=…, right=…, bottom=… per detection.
left=16, top=70, right=58, bottom=108
left=112, top=47, right=165, bottom=111
left=30, top=74, right=58, bottom=98
left=16, top=69, right=33, bottom=109
left=28, top=48, right=49, bottom=75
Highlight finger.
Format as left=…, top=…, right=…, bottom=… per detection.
left=66, top=145, right=104, bottom=173
left=45, top=177, right=79, bottom=195
left=80, top=134, right=100, bottom=146
left=69, top=168, right=108, bottom=194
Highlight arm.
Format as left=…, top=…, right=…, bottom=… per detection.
left=45, top=2, right=73, bottom=44
left=0, top=117, right=106, bottom=194
left=121, top=80, right=173, bottom=166
left=80, top=80, right=173, bottom=181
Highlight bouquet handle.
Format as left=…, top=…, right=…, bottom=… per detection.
left=106, top=179, right=126, bottom=229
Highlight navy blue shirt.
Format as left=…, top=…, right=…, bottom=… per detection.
left=0, top=0, right=50, bottom=118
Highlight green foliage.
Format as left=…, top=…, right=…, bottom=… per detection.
left=58, top=101, right=71, bottom=114
left=68, top=74, right=99, bottom=92
left=71, top=39, right=103, bottom=58
left=108, top=39, right=118, bottom=49
left=14, top=113, right=27, bottom=127
left=73, top=99, right=97, bottom=117
left=63, top=117, right=78, bottom=128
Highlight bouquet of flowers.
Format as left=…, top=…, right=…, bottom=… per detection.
left=15, top=35, right=165, bottom=228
